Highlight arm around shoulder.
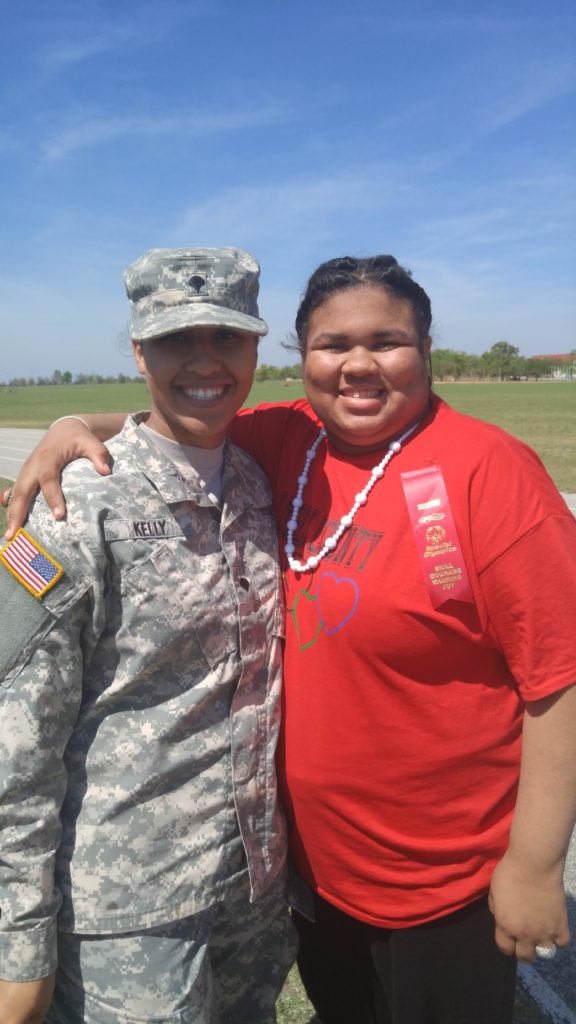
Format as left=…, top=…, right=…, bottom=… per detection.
left=5, top=411, right=130, bottom=539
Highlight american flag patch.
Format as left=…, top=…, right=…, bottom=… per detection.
left=0, top=528, right=64, bottom=598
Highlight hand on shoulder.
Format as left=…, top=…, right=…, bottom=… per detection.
left=5, top=417, right=114, bottom=540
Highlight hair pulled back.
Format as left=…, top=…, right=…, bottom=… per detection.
left=295, top=255, right=432, bottom=352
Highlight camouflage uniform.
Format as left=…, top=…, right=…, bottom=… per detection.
left=0, top=414, right=293, bottom=1021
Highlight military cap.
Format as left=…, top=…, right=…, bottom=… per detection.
left=124, top=247, right=268, bottom=341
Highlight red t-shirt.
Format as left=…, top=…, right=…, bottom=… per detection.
left=229, top=395, right=576, bottom=926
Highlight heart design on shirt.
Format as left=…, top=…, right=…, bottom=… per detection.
left=292, top=589, right=323, bottom=650
left=317, top=572, right=359, bottom=636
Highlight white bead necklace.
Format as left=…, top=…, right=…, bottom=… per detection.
left=285, top=419, right=422, bottom=573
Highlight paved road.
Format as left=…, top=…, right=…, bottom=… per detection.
left=1, top=428, right=576, bottom=1021
left=0, top=427, right=46, bottom=481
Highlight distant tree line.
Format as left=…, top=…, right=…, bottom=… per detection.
left=430, top=342, right=557, bottom=381
left=2, top=371, right=143, bottom=387
left=1, top=366, right=305, bottom=388
left=224, top=342, right=569, bottom=383
left=254, top=363, right=303, bottom=382
left=2, top=343, right=573, bottom=388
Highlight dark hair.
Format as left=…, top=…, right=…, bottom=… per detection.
left=294, top=255, right=432, bottom=352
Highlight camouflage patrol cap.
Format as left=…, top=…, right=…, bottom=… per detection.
left=124, top=247, right=268, bottom=341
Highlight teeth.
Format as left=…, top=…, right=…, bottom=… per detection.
left=346, top=391, right=381, bottom=399
left=181, top=386, right=225, bottom=400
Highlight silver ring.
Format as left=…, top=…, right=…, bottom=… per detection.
left=534, top=943, right=557, bottom=960
left=0, top=486, right=12, bottom=508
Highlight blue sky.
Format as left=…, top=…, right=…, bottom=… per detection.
left=1, top=0, right=575, bottom=379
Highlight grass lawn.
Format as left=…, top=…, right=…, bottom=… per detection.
left=0, top=382, right=151, bottom=424
left=276, top=966, right=318, bottom=1023
left=0, top=379, right=305, bottom=426
left=434, top=381, right=576, bottom=492
left=1, top=379, right=574, bottom=489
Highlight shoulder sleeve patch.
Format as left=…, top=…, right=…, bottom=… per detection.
left=0, top=528, right=64, bottom=598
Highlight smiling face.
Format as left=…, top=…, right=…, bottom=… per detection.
left=302, top=285, right=432, bottom=454
left=132, top=326, right=258, bottom=447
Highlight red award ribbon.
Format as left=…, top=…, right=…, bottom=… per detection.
left=401, top=466, right=474, bottom=608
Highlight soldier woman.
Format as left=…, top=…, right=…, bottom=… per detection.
left=0, top=248, right=295, bottom=1024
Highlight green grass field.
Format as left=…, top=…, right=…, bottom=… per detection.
left=0, top=379, right=307, bottom=425
left=1, top=378, right=574, bottom=489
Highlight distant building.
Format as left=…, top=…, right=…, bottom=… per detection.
left=532, top=354, right=575, bottom=379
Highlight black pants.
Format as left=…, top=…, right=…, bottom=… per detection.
left=293, top=893, right=517, bottom=1024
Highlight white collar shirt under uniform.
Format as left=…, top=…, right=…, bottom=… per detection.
left=0, top=414, right=286, bottom=982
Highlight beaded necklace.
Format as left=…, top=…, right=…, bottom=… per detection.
left=285, top=419, right=422, bottom=573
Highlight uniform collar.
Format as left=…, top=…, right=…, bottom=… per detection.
left=120, top=413, right=270, bottom=511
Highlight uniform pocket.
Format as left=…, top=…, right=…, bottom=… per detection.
left=150, top=546, right=237, bottom=667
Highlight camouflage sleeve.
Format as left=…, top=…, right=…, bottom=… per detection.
left=0, top=567, right=91, bottom=981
